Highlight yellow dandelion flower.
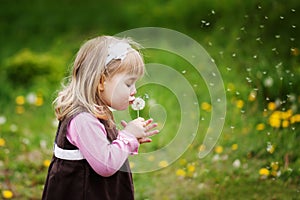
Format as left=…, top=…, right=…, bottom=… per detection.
left=267, top=144, right=275, bottom=154
left=147, top=155, right=155, bottom=161
left=158, top=160, right=168, bottom=168
left=248, top=90, right=257, bottom=102
left=231, top=144, right=238, bottom=151
left=263, top=110, right=268, bottom=117
left=187, top=164, right=196, bottom=173
left=179, top=158, right=187, bottom=166
left=269, top=118, right=281, bottom=128
left=0, top=138, right=5, bottom=147
left=267, top=102, right=276, bottom=111
left=271, top=170, right=279, bottom=177
left=281, top=110, right=293, bottom=120
left=282, top=120, right=289, bottom=128
left=15, top=95, right=25, bottom=105
left=176, top=169, right=186, bottom=177
left=256, top=123, right=265, bottom=131
left=295, top=114, right=300, bottom=122
left=2, top=190, right=13, bottom=199
left=214, top=145, right=223, bottom=154
left=271, top=162, right=279, bottom=171
left=129, top=162, right=135, bottom=168
left=236, top=100, right=244, bottom=109
left=198, top=144, right=206, bottom=152
left=201, top=102, right=211, bottom=112
left=16, top=106, right=25, bottom=114
left=35, top=96, right=44, bottom=106
left=227, top=83, right=235, bottom=91
left=291, top=47, right=300, bottom=56
left=43, top=159, right=51, bottom=167
left=259, top=168, right=270, bottom=176
left=290, top=114, right=300, bottom=124
left=269, top=112, right=281, bottom=128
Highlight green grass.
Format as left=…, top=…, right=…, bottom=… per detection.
left=1, top=50, right=299, bottom=199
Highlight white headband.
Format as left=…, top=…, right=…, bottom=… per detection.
left=105, top=42, right=131, bottom=66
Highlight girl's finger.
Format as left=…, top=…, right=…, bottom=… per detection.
left=144, top=118, right=153, bottom=126
left=146, top=130, right=160, bottom=137
left=145, top=123, right=158, bottom=131
left=121, top=120, right=127, bottom=128
left=138, top=137, right=152, bottom=144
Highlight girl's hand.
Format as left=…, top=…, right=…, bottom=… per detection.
left=121, top=118, right=159, bottom=144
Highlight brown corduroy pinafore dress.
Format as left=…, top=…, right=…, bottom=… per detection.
left=42, top=114, right=135, bottom=200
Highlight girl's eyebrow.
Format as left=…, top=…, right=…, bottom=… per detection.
left=126, top=76, right=138, bottom=81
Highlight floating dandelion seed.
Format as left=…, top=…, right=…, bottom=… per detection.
left=264, top=77, right=274, bottom=87
left=219, top=51, right=224, bottom=57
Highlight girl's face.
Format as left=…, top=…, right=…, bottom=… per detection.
left=101, top=73, right=138, bottom=110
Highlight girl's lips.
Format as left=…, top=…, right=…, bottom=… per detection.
left=129, top=96, right=135, bottom=104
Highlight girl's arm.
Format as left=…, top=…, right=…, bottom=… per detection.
left=66, top=112, right=139, bottom=177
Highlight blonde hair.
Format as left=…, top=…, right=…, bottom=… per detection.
left=53, top=36, right=145, bottom=123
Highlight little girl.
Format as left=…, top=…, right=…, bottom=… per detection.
left=42, top=36, right=159, bottom=200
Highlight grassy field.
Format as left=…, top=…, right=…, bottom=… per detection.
left=1, top=0, right=300, bottom=199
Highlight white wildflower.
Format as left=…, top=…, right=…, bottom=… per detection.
left=232, top=159, right=241, bottom=168
left=0, top=116, right=6, bottom=125
left=26, top=92, right=37, bottom=104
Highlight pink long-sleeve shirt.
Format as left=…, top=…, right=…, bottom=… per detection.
left=66, top=112, right=139, bottom=177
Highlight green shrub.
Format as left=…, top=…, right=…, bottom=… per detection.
left=3, top=49, right=65, bottom=89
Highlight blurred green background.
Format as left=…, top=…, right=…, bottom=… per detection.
left=0, top=0, right=300, bottom=199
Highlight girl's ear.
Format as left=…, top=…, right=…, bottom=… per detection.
left=98, top=75, right=106, bottom=91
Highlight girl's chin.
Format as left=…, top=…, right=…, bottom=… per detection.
left=111, top=104, right=129, bottom=111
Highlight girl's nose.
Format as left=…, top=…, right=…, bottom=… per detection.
left=130, top=86, right=137, bottom=96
